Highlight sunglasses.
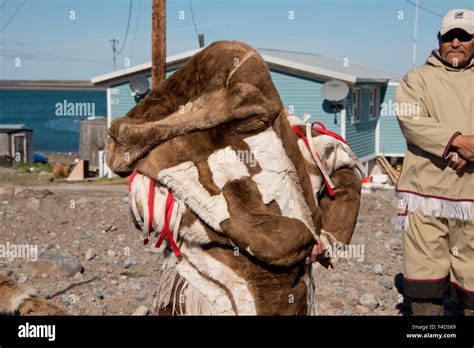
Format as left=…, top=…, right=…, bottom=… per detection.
left=440, top=31, right=474, bottom=43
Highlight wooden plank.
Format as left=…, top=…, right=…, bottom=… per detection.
left=376, top=156, right=398, bottom=184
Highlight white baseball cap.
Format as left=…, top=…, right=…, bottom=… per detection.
left=440, top=9, right=474, bottom=35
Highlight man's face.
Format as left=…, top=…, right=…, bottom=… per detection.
left=439, top=29, right=474, bottom=68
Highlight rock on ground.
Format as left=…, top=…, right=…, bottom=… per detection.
left=132, top=305, right=149, bottom=316
left=27, top=253, right=83, bottom=278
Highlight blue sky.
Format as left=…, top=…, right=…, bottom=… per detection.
left=0, top=0, right=472, bottom=80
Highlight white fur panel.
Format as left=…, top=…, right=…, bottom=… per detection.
left=179, top=243, right=257, bottom=315
left=176, top=257, right=235, bottom=315
left=244, top=128, right=315, bottom=234
left=245, top=128, right=295, bottom=173
left=157, top=161, right=230, bottom=232
left=179, top=219, right=213, bottom=245
left=207, top=146, right=250, bottom=189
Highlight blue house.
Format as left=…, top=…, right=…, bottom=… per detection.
left=91, top=47, right=405, bottom=175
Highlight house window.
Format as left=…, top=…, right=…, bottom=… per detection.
left=369, top=88, right=377, bottom=120
left=351, top=88, right=361, bottom=123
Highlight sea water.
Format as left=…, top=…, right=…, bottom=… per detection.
left=0, top=89, right=106, bottom=153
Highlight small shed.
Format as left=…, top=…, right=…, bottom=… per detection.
left=0, top=124, right=33, bottom=164
left=79, top=117, right=108, bottom=168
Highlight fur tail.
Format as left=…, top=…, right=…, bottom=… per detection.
left=0, top=275, right=69, bottom=315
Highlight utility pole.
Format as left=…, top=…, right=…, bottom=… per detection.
left=152, top=0, right=166, bottom=88
left=110, top=38, right=119, bottom=71
left=198, top=33, right=205, bottom=48
left=412, top=0, right=420, bottom=67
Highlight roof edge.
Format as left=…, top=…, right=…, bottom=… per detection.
left=91, top=48, right=202, bottom=85
left=91, top=47, right=402, bottom=86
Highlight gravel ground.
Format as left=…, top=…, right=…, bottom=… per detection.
left=314, top=188, right=407, bottom=316
left=0, top=176, right=444, bottom=316
left=0, top=182, right=161, bottom=315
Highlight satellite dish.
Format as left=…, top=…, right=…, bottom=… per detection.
left=321, top=80, right=349, bottom=102
left=321, top=80, right=349, bottom=125
left=129, top=74, right=150, bottom=97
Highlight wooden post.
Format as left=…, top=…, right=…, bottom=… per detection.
left=152, top=0, right=166, bottom=88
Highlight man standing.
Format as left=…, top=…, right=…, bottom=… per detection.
left=396, top=9, right=474, bottom=316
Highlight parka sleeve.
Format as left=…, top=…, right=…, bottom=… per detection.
left=318, top=167, right=361, bottom=245
left=395, top=69, right=461, bottom=159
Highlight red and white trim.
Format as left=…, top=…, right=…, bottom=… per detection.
left=395, top=190, right=474, bottom=231
left=128, top=171, right=182, bottom=256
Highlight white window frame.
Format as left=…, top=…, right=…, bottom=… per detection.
left=351, top=88, right=361, bottom=124
left=368, top=87, right=378, bottom=121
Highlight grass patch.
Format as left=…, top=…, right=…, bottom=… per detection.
left=0, top=163, right=54, bottom=185
left=12, top=162, right=53, bottom=173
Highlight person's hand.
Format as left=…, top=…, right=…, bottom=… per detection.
left=445, top=152, right=468, bottom=172
left=452, top=135, right=474, bottom=162
left=306, top=235, right=327, bottom=264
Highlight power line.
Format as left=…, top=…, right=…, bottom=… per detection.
left=406, top=0, right=443, bottom=18
left=0, top=0, right=9, bottom=9
left=128, top=0, right=142, bottom=58
left=117, top=0, right=133, bottom=54
left=412, top=0, right=419, bottom=67
left=189, top=0, right=199, bottom=38
left=189, top=0, right=204, bottom=47
left=0, top=0, right=27, bottom=32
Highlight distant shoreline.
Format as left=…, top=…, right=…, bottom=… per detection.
left=0, top=87, right=107, bottom=91
left=0, top=80, right=106, bottom=91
